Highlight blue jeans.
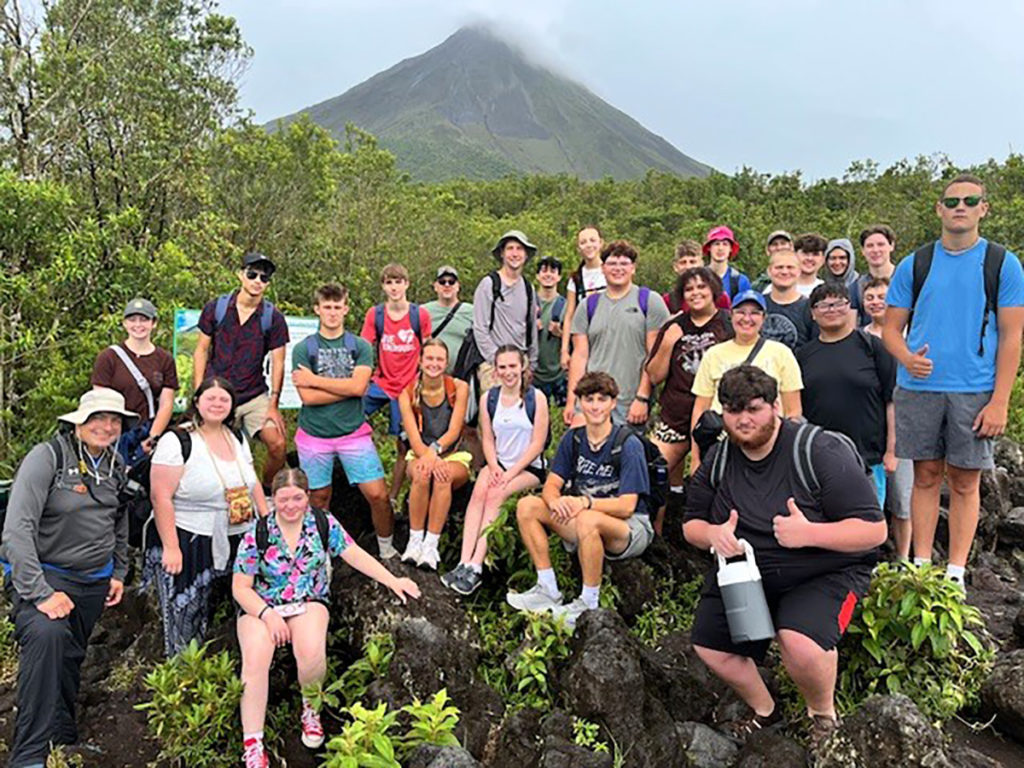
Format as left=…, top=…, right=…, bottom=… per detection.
left=363, top=381, right=403, bottom=436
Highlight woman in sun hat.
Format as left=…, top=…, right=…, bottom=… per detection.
left=0, top=387, right=137, bottom=768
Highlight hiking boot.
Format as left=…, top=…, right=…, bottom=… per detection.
left=417, top=543, right=440, bottom=571
left=400, top=537, right=422, bottom=564
left=807, top=713, right=840, bottom=755
left=451, top=567, right=483, bottom=596
left=301, top=702, right=325, bottom=749
left=550, top=597, right=591, bottom=629
left=242, top=738, right=269, bottom=768
left=506, top=583, right=562, bottom=612
left=720, top=706, right=782, bottom=743
left=378, top=540, right=399, bottom=560
left=441, top=563, right=470, bottom=590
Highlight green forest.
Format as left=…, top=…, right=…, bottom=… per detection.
left=2, top=0, right=1024, bottom=471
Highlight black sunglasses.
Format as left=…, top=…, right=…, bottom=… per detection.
left=436, top=278, right=457, bottom=286
left=245, top=269, right=271, bottom=283
left=941, top=196, right=984, bottom=209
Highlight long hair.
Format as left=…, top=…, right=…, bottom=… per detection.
left=185, top=376, right=238, bottom=428
left=494, top=344, right=528, bottom=408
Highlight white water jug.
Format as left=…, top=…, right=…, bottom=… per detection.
left=716, top=539, right=775, bottom=643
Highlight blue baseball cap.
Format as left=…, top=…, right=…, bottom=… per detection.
left=732, top=290, right=767, bottom=312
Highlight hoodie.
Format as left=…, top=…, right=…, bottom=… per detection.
left=824, top=237, right=860, bottom=291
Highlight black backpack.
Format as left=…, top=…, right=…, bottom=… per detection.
left=908, top=240, right=1007, bottom=356
left=567, top=425, right=669, bottom=514
left=453, top=272, right=535, bottom=383
left=484, top=386, right=551, bottom=468
left=706, top=422, right=867, bottom=503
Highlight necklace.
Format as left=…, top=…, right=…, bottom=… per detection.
left=76, top=439, right=109, bottom=483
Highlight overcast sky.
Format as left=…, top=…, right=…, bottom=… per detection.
left=220, top=0, right=1024, bottom=180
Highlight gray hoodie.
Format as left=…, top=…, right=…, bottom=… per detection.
left=824, top=237, right=860, bottom=290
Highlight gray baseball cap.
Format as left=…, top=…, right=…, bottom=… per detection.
left=123, top=298, right=157, bottom=319
left=436, top=265, right=459, bottom=280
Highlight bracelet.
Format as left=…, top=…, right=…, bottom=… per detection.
left=635, top=395, right=651, bottom=404
left=585, top=494, right=593, bottom=509
left=258, top=605, right=270, bottom=620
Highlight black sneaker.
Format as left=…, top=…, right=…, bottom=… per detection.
left=451, top=567, right=483, bottom=596
left=441, top=564, right=470, bottom=590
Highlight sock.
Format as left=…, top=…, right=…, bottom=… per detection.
left=670, top=485, right=684, bottom=494
left=377, top=535, right=394, bottom=551
left=536, top=568, right=559, bottom=597
left=243, top=732, right=264, bottom=744
left=468, top=562, right=483, bottom=574
left=301, top=697, right=315, bottom=711
left=423, top=532, right=440, bottom=551
left=913, top=557, right=931, bottom=567
left=946, top=564, right=965, bottom=583
left=580, top=584, right=600, bottom=609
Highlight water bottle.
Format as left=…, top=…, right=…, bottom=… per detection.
left=717, top=539, right=775, bottom=643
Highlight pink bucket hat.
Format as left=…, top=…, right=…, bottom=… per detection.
left=702, top=225, right=740, bottom=259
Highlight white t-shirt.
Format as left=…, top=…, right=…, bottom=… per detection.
left=568, top=265, right=607, bottom=297
left=152, top=428, right=257, bottom=538
left=492, top=393, right=543, bottom=470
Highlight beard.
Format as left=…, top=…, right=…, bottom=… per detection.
left=725, top=417, right=777, bottom=452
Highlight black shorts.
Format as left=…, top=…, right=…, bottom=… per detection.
left=498, top=461, right=548, bottom=485
left=690, top=564, right=871, bottom=663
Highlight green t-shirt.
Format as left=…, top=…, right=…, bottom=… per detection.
left=292, top=332, right=374, bottom=438
left=536, top=295, right=566, bottom=384
left=423, top=300, right=474, bottom=373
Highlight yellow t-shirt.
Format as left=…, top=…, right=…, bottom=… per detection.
left=691, top=337, right=804, bottom=414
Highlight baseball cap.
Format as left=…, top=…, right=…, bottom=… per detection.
left=123, top=298, right=157, bottom=319
left=732, top=290, right=767, bottom=312
left=242, top=251, right=276, bottom=276
left=436, top=265, right=459, bottom=281
left=765, top=230, right=794, bottom=248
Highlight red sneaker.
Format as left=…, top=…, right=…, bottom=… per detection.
left=301, top=702, right=325, bottom=749
left=242, top=737, right=268, bottom=768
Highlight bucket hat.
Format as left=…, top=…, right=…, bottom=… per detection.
left=702, top=226, right=740, bottom=259
left=58, top=388, right=139, bottom=427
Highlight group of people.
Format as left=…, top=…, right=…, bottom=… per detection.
left=1, top=172, right=1021, bottom=766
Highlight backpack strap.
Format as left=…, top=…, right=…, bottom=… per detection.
left=45, top=435, right=65, bottom=493
left=485, top=386, right=500, bottom=422
left=585, top=292, right=601, bottom=323
left=908, top=241, right=936, bottom=333
left=443, top=375, right=458, bottom=408
left=305, top=335, right=320, bottom=374
left=727, top=270, right=739, bottom=299
left=525, top=284, right=534, bottom=348
left=792, top=422, right=821, bottom=498
left=573, top=271, right=586, bottom=299
left=979, top=242, right=1006, bottom=356
left=214, top=293, right=231, bottom=329
left=551, top=295, right=567, bottom=324
left=742, top=336, right=766, bottom=366
left=109, top=344, right=155, bottom=420
left=707, top=439, right=730, bottom=490
left=342, top=331, right=358, bottom=353
left=255, top=514, right=270, bottom=556
left=568, top=426, right=584, bottom=491
left=607, top=425, right=631, bottom=474
left=169, top=427, right=192, bottom=464
left=409, top=303, right=422, bottom=345
left=373, top=304, right=385, bottom=360
left=487, top=271, right=502, bottom=331
left=638, top=286, right=651, bottom=316
left=260, top=301, right=274, bottom=336
left=432, top=302, right=462, bottom=337
left=524, top=386, right=537, bottom=423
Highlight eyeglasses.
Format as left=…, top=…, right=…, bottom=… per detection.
left=245, top=270, right=270, bottom=283
left=436, top=278, right=457, bottom=286
left=812, top=299, right=850, bottom=312
left=941, top=196, right=984, bottom=209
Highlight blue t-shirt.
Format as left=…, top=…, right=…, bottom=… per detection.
left=887, top=238, right=1024, bottom=392
left=722, top=267, right=752, bottom=301
left=550, top=427, right=650, bottom=515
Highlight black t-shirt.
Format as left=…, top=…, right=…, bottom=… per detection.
left=762, top=295, right=815, bottom=351
left=796, top=331, right=895, bottom=464
left=684, top=419, right=882, bottom=572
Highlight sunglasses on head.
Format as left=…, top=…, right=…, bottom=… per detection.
left=436, top=278, right=457, bottom=286
left=941, top=196, right=984, bottom=209
left=245, top=270, right=270, bottom=283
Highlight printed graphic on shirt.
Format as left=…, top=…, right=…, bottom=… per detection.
left=383, top=328, right=417, bottom=354
left=317, top=347, right=356, bottom=379
left=762, top=313, right=799, bottom=349
left=676, top=329, right=724, bottom=377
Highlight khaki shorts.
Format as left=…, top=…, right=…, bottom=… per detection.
left=233, top=393, right=276, bottom=439
left=562, top=513, right=654, bottom=561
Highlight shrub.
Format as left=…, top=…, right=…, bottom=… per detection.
left=321, top=701, right=401, bottom=768
left=401, top=689, right=460, bottom=749
left=135, top=640, right=245, bottom=768
left=630, top=576, right=702, bottom=646
left=304, top=632, right=394, bottom=714
left=837, top=562, right=995, bottom=721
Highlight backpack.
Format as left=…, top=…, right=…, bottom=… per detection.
left=484, top=386, right=551, bottom=467
left=725, top=269, right=740, bottom=300
left=255, top=506, right=333, bottom=581
left=567, top=425, right=669, bottom=514
left=373, top=303, right=423, bottom=363
left=453, top=272, right=534, bottom=382
left=304, top=332, right=359, bottom=374
left=706, top=422, right=867, bottom=503
left=403, top=375, right=458, bottom=435
left=214, top=293, right=276, bottom=350
left=550, top=295, right=567, bottom=325
left=909, top=240, right=1007, bottom=356
left=585, top=286, right=652, bottom=323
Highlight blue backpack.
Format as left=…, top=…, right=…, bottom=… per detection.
left=304, top=332, right=359, bottom=374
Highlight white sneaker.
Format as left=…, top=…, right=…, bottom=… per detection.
left=506, top=583, right=562, bottom=612
left=379, top=540, right=399, bottom=560
left=417, top=543, right=440, bottom=571
left=550, top=597, right=591, bottom=629
left=400, top=537, right=422, bottom=564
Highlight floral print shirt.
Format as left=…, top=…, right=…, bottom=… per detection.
left=233, top=509, right=353, bottom=606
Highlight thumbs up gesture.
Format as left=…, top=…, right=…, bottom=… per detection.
left=907, top=343, right=933, bottom=379
left=710, top=509, right=743, bottom=557
left=772, top=497, right=815, bottom=548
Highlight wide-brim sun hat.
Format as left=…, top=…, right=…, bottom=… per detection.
left=58, top=387, right=139, bottom=427
left=702, top=225, right=740, bottom=259
left=491, top=230, right=538, bottom=262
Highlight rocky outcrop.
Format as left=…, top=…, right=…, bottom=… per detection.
left=981, top=649, right=1024, bottom=743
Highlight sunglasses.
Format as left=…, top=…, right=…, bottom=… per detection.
left=941, top=196, right=984, bottom=209
left=245, top=270, right=271, bottom=283
left=813, top=299, right=850, bottom=312
left=436, top=278, right=457, bottom=286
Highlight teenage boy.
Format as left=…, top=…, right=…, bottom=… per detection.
left=750, top=230, right=796, bottom=293
left=798, top=283, right=896, bottom=505
left=853, top=225, right=897, bottom=325
left=665, top=240, right=732, bottom=313
left=507, top=371, right=654, bottom=627
left=292, top=283, right=395, bottom=558
left=424, top=265, right=474, bottom=373
left=194, top=252, right=289, bottom=488
left=883, top=173, right=1024, bottom=586
left=91, top=298, right=178, bottom=468
left=704, top=225, right=750, bottom=300
left=472, top=230, right=540, bottom=390
left=361, top=263, right=433, bottom=509
left=762, top=249, right=816, bottom=351
left=793, top=233, right=827, bottom=298
left=535, top=256, right=569, bottom=406
left=566, top=240, right=670, bottom=430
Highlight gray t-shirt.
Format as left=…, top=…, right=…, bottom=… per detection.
left=472, top=272, right=539, bottom=367
left=570, top=285, right=670, bottom=408
left=423, top=300, right=474, bottom=373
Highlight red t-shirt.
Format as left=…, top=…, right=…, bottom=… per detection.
left=360, top=305, right=433, bottom=398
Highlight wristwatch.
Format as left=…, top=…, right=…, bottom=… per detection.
left=635, top=395, right=651, bottom=404
left=429, top=440, right=443, bottom=454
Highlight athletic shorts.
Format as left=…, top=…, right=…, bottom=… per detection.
left=405, top=450, right=474, bottom=474
left=690, top=564, right=871, bottom=663
left=234, top=393, right=274, bottom=440
left=894, top=387, right=994, bottom=470
left=363, top=381, right=403, bottom=436
left=562, top=512, right=654, bottom=561
left=295, top=423, right=385, bottom=489
left=498, top=460, right=548, bottom=485
left=885, top=458, right=913, bottom=521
